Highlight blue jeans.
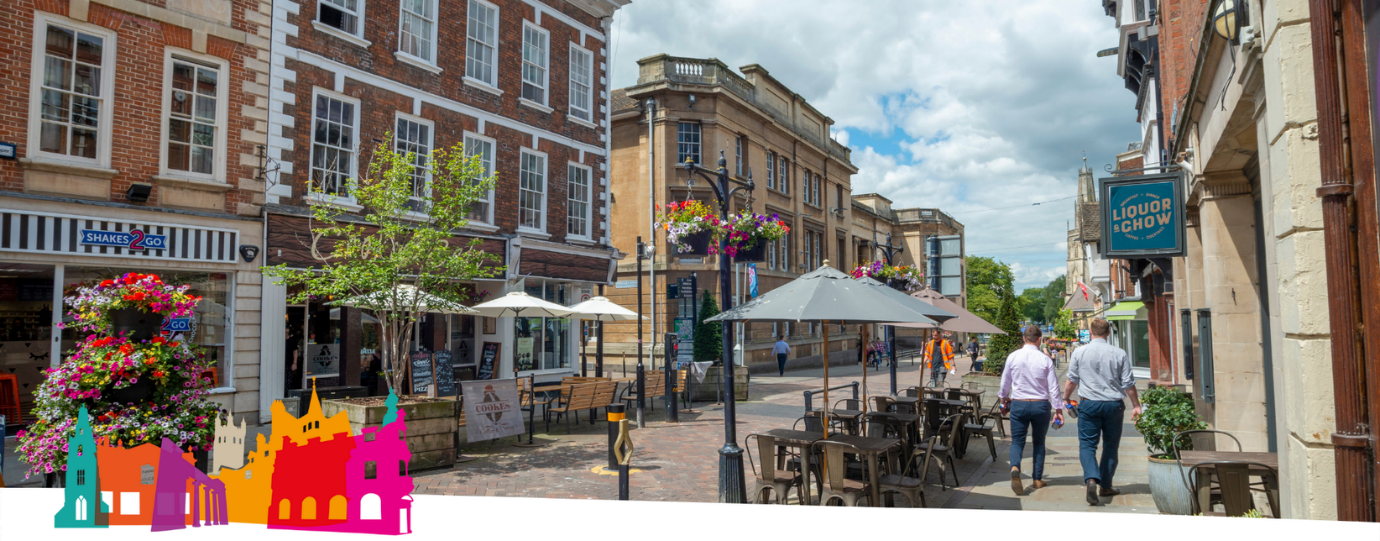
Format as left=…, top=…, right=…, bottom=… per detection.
left=1008, top=401, right=1052, bottom=480
left=1077, top=400, right=1125, bottom=485
left=777, top=354, right=787, bottom=375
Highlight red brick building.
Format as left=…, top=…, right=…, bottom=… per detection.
left=0, top=0, right=271, bottom=426
left=260, top=0, right=630, bottom=405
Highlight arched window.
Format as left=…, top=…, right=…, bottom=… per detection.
left=76, top=495, right=88, bottom=521
left=278, top=499, right=291, bottom=520
left=360, top=493, right=381, bottom=520
left=302, top=497, right=317, bottom=520
left=329, top=495, right=347, bottom=520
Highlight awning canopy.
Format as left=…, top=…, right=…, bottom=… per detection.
left=1105, top=301, right=1146, bottom=321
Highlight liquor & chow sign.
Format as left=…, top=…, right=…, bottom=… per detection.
left=1099, top=172, right=1187, bottom=258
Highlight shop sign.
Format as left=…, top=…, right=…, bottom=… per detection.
left=748, top=264, right=758, bottom=298
left=674, top=317, right=694, bottom=368
left=477, top=342, right=500, bottom=380
left=460, top=379, right=525, bottom=442
left=615, top=280, right=636, bottom=289
left=161, top=317, right=193, bottom=333
left=307, top=343, right=340, bottom=377
left=80, top=229, right=167, bottom=250
left=1079, top=329, right=1090, bottom=344
left=515, top=337, right=535, bottom=372
left=1099, top=172, right=1186, bottom=258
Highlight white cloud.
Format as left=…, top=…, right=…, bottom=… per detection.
left=609, top=0, right=1137, bottom=289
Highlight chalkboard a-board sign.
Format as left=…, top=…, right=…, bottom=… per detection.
left=410, top=351, right=434, bottom=395
left=432, top=350, right=456, bottom=397
left=477, top=342, right=500, bottom=380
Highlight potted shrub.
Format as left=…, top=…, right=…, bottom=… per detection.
left=656, top=200, right=718, bottom=256
left=720, top=210, right=789, bottom=263
left=1135, top=386, right=1208, bottom=515
left=17, top=272, right=220, bottom=484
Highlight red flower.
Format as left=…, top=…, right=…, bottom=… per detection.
left=119, top=344, right=134, bottom=355
left=100, top=280, right=114, bottom=287
left=170, top=341, right=181, bottom=348
left=154, top=370, right=165, bottom=378
left=147, top=274, right=160, bottom=282
left=152, top=337, right=165, bottom=345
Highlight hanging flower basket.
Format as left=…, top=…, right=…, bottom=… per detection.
left=717, top=210, right=789, bottom=260
left=105, top=376, right=155, bottom=404
left=852, top=261, right=926, bottom=292
left=733, top=241, right=768, bottom=263
left=110, top=307, right=163, bottom=342
left=656, top=200, right=720, bottom=255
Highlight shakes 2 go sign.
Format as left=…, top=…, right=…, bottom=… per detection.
left=1099, top=172, right=1187, bottom=258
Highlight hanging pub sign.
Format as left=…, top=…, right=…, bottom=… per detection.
left=307, top=343, right=340, bottom=378
left=1098, top=172, right=1187, bottom=258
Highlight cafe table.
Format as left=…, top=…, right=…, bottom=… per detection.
left=922, top=398, right=967, bottom=438
left=825, top=434, right=903, bottom=507
left=1178, top=451, right=1279, bottom=516
left=812, top=408, right=865, bottom=435
left=888, top=396, right=922, bottom=415
left=864, top=411, right=922, bottom=454
left=762, top=428, right=839, bottom=505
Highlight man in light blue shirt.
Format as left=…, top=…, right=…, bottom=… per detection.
left=772, top=336, right=791, bottom=376
left=1063, top=318, right=1142, bottom=506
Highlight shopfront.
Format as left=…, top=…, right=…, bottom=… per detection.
left=0, top=203, right=263, bottom=424
left=1106, top=300, right=1151, bottom=380
left=503, top=238, right=616, bottom=381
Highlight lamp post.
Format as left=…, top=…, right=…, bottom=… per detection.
left=875, top=232, right=904, bottom=395
left=679, top=150, right=753, bottom=503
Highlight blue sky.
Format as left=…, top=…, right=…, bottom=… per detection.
left=609, top=0, right=1139, bottom=290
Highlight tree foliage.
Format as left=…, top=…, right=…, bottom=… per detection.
left=1053, top=308, right=1078, bottom=339
left=694, top=289, right=723, bottom=363
left=983, top=283, right=1022, bottom=375
left=1019, top=287, right=1046, bottom=324
left=261, top=136, right=501, bottom=394
left=1042, top=275, right=1067, bottom=323
left=965, top=256, right=1014, bottom=326
left=1135, top=386, right=1209, bottom=459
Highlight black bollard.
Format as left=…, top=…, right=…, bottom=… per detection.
left=635, top=359, right=646, bottom=428
left=606, top=403, right=625, bottom=469
left=665, top=333, right=678, bottom=422
left=615, top=419, right=633, bottom=500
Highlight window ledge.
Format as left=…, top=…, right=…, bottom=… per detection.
left=568, top=115, right=597, bottom=129
left=517, top=227, right=551, bottom=239
left=305, top=192, right=364, bottom=212
left=463, top=221, right=500, bottom=233
left=311, top=21, right=372, bottom=49
left=519, top=98, right=555, bottom=114
left=463, top=77, right=504, bottom=96
left=152, top=175, right=233, bottom=193
left=565, top=236, right=595, bottom=246
left=394, top=51, right=442, bottom=74
left=209, top=386, right=237, bottom=395
left=19, top=158, right=118, bottom=179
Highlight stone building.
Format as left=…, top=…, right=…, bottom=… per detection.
left=260, top=0, right=629, bottom=409
left=0, top=0, right=272, bottom=426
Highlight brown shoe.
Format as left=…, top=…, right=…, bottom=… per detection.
left=1099, top=487, right=1121, bottom=497
left=1033, top=480, right=1047, bottom=489
left=1010, top=468, right=1024, bottom=495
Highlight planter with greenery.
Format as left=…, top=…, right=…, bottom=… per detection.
left=1135, top=386, right=1209, bottom=515
left=719, top=210, right=789, bottom=261
left=850, top=261, right=926, bottom=292
left=261, top=135, right=500, bottom=470
left=656, top=200, right=719, bottom=256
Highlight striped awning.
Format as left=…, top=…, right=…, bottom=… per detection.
left=0, top=209, right=243, bottom=263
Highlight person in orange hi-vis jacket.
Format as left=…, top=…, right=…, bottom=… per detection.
left=925, top=332, right=956, bottom=387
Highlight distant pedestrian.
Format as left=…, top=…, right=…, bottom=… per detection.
left=1063, top=318, right=1141, bottom=505
left=998, top=325, right=1064, bottom=495
left=772, top=335, right=792, bottom=376
left=924, top=333, right=955, bottom=387
left=968, top=338, right=981, bottom=372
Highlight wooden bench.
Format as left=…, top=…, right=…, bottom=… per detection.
left=618, top=370, right=667, bottom=411
left=547, top=381, right=619, bottom=433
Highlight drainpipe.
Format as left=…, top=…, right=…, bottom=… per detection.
left=1307, top=0, right=1375, bottom=522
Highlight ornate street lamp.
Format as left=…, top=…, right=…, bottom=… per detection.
left=680, top=150, right=754, bottom=503
left=875, top=232, right=905, bottom=395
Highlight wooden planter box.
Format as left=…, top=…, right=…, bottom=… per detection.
left=959, top=372, right=1003, bottom=402
left=689, top=366, right=750, bottom=402
left=320, top=397, right=459, bottom=471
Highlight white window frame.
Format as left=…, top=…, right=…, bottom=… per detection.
left=518, top=148, right=549, bottom=234
left=568, top=43, right=594, bottom=124
left=463, top=131, right=496, bottom=226
left=779, top=156, right=789, bottom=195
left=158, top=49, right=229, bottom=183
left=802, top=170, right=811, bottom=204
left=307, top=88, right=362, bottom=207
left=397, top=0, right=438, bottom=66
left=735, top=135, right=743, bottom=176
left=520, top=22, right=550, bottom=107
left=566, top=162, right=593, bottom=241
left=780, top=230, right=790, bottom=271
left=766, top=151, right=776, bottom=190
left=464, top=0, right=500, bottom=90
left=26, top=14, right=117, bottom=168
left=317, top=0, right=367, bottom=40
left=677, top=122, right=701, bottom=165
left=768, top=238, right=777, bottom=270
left=393, top=112, right=434, bottom=215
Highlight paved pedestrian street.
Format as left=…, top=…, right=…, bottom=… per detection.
left=414, top=359, right=1158, bottom=514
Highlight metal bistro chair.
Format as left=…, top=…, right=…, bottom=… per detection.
left=915, top=413, right=965, bottom=490
left=878, top=435, right=933, bottom=509
left=746, top=434, right=804, bottom=504
left=832, top=398, right=864, bottom=435
left=1173, top=429, right=1242, bottom=515
left=960, top=381, right=984, bottom=411
left=846, top=416, right=892, bottom=482
left=1189, top=461, right=1280, bottom=518
left=964, top=403, right=1001, bottom=460
left=871, top=396, right=894, bottom=415
left=815, top=440, right=873, bottom=507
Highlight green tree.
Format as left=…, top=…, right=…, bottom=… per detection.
left=966, top=256, right=1015, bottom=325
left=1043, top=275, right=1067, bottom=323
left=1053, top=308, right=1078, bottom=339
left=1019, top=287, right=1046, bottom=323
left=261, top=135, right=501, bottom=393
left=694, top=289, right=723, bottom=363
left=984, top=283, right=1022, bottom=375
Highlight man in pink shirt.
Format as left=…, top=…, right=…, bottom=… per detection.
left=998, top=326, right=1064, bottom=495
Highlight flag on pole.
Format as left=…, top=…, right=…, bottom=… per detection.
left=1078, top=281, right=1090, bottom=300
